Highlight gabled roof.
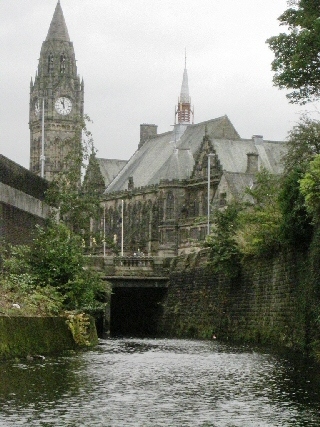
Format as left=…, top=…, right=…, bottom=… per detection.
left=46, top=1, right=70, bottom=42
left=212, top=138, right=286, bottom=175
left=105, top=116, right=238, bottom=193
left=218, top=172, right=256, bottom=203
left=104, top=115, right=286, bottom=193
left=97, top=158, right=127, bottom=187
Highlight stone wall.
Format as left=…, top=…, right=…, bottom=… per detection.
left=0, top=316, right=98, bottom=361
left=160, top=249, right=310, bottom=352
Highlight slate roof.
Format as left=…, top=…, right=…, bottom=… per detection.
left=219, top=172, right=256, bottom=203
left=104, top=116, right=286, bottom=193
left=212, top=138, right=286, bottom=175
left=97, top=158, right=127, bottom=187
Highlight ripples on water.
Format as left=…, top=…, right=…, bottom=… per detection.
left=0, top=338, right=319, bottom=426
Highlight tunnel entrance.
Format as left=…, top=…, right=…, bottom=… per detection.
left=110, top=287, right=168, bottom=337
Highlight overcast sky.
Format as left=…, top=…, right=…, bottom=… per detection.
left=1, top=0, right=319, bottom=170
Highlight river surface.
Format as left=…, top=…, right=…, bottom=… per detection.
left=0, top=338, right=320, bottom=426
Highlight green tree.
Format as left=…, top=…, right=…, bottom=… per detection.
left=283, top=117, right=320, bottom=173
left=300, top=154, right=320, bottom=221
left=279, top=167, right=313, bottom=247
left=236, top=169, right=282, bottom=256
left=205, top=203, right=241, bottom=279
left=28, top=222, right=107, bottom=311
left=46, top=116, right=102, bottom=241
left=267, top=0, right=320, bottom=104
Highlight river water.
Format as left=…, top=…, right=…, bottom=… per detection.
left=0, top=338, right=320, bottom=426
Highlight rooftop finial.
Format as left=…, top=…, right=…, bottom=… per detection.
left=185, top=48, right=187, bottom=69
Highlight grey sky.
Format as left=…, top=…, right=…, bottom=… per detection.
left=1, top=0, right=318, bottom=170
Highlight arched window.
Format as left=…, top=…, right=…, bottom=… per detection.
left=166, top=192, right=174, bottom=219
left=48, top=53, right=54, bottom=73
left=60, top=53, right=66, bottom=73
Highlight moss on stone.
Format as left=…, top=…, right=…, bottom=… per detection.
left=0, top=316, right=98, bottom=361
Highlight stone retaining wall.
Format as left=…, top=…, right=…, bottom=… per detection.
left=160, top=250, right=310, bottom=352
left=0, top=316, right=98, bottom=360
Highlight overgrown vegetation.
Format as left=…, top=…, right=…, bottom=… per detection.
left=205, top=117, right=320, bottom=273
left=0, top=116, right=110, bottom=318
left=0, top=222, right=108, bottom=316
left=205, top=168, right=283, bottom=272
left=45, top=115, right=103, bottom=245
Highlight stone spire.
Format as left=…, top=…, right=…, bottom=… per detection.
left=175, top=51, right=194, bottom=124
left=180, top=53, right=190, bottom=104
left=46, top=1, right=70, bottom=42
left=29, top=1, right=84, bottom=182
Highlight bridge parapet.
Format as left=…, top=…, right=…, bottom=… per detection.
left=84, top=255, right=169, bottom=278
left=114, top=256, right=154, bottom=268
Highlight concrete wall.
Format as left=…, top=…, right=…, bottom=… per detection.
left=0, top=155, right=50, bottom=244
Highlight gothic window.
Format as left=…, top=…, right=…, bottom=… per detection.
left=194, top=199, right=199, bottom=217
left=48, top=53, right=54, bottom=73
left=60, top=53, right=66, bottom=73
left=166, top=192, right=174, bottom=220
left=219, top=193, right=227, bottom=207
left=158, top=196, right=164, bottom=224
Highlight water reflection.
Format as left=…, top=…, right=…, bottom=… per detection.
left=0, top=339, right=319, bottom=426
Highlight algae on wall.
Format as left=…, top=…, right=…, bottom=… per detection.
left=0, top=316, right=98, bottom=360
left=160, top=249, right=314, bottom=354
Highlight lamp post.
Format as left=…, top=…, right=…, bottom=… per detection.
left=207, top=153, right=215, bottom=235
left=121, top=199, right=124, bottom=256
left=40, top=97, right=46, bottom=178
left=103, top=204, right=106, bottom=257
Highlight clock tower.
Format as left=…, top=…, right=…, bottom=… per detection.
left=29, top=0, right=84, bottom=181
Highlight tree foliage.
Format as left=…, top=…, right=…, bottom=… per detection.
left=45, top=116, right=102, bottom=240
left=0, top=244, right=65, bottom=316
left=279, top=167, right=313, bottom=247
left=0, top=222, right=108, bottom=313
left=236, top=169, right=282, bottom=256
left=205, top=203, right=241, bottom=278
left=283, top=117, right=320, bottom=173
left=29, top=222, right=107, bottom=311
left=300, top=154, right=320, bottom=221
left=267, top=0, right=320, bottom=104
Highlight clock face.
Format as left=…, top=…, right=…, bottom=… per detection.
left=55, top=97, right=72, bottom=115
left=34, top=99, right=40, bottom=116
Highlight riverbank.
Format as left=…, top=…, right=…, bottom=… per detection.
left=0, top=315, right=98, bottom=361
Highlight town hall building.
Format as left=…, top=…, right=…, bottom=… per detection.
left=28, top=1, right=287, bottom=257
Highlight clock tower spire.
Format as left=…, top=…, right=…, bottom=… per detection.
left=29, top=1, right=84, bottom=181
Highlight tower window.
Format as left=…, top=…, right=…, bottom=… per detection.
left=60, top=53, right=66, bottom=73
left=48, top=53, right=54, bottom=73
left=166, top=192, right=174, bottom=220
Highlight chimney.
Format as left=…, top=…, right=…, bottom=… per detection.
left=128, top=176, right=134, bottom=190
left=252, top=134, right=263, bottom=144
left=246, top=152, right=259, bottom=173
left=139, top=124, right=158, bottom=149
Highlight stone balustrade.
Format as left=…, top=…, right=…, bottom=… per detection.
left=113, top=256, right=154, bottom=268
